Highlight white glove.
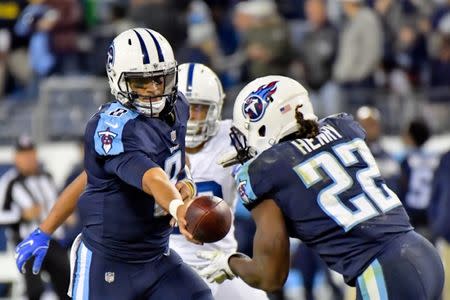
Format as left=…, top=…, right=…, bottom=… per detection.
left=196, top=250, right=248, bottom=283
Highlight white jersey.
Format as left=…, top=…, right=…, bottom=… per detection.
left=170, top=120, right=238, bottom=266
left=171, top=120, right=269, bottom=299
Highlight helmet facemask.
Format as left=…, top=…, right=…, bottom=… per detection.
left=186, top=100, right=220, bottom=148
left=119, top=67, right=178, bottom=117
left=229, top=126, right=258, bottom=165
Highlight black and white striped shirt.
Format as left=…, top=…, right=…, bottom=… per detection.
left=0, top=168, right=63, bottom=240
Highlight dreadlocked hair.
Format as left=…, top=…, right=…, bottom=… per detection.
left=294, top=105, right=319, bottom=139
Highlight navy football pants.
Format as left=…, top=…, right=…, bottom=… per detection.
left=356, top=231, right=444, bottom=300
left=70, top=240, right=213, bottom=300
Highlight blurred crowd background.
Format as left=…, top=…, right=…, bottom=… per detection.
left=0, top=0, right=450, bottom=299
left=0, top=0, right=450, bottom=141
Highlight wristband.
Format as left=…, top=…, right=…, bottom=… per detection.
left=169, top=199, right=184, bottom=220
left=182, top=179, right=197, bottom=198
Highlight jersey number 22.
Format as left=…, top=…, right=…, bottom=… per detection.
left=295, top=138, right=402, bottom=231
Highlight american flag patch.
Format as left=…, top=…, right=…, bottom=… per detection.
left=280, top=104, right=291, bottom=114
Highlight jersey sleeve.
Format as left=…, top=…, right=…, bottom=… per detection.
left=91, top=103, right=159, bottom=190
left=93, top=103, right=140, bottom=156
left=321, top=113, right=366, bottom=140
left=235, top=151, right=277, bottom=210
left=104, top=150, right=158, bottom=190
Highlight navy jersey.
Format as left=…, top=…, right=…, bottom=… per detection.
left=78, top=93, right=189, bottom=262
left=399, top=149, right=440, bottom=227
left=236, top=114, right=412, bottom=285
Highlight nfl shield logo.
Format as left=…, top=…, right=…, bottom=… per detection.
left=170, top=130, right=176, bottom=142
left=105, top=272, right=115, bottom=283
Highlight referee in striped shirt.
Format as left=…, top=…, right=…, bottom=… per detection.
left=0, top=135, right=70, bottom=300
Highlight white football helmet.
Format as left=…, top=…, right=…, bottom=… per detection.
left=178, top=63, right=225, bottom=148
left=229, top=75, right=317, bottom=164
left=106, top=28, right=178, bottom=117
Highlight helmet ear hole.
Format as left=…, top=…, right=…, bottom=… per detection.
left=258, top=125, right=266, bottom=137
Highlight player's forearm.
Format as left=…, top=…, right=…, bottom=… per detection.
left=230, top=200, right=290, bottom=292
left=142, top=168, right=182, bottom=211
left=40, top=171, right=87, bottom=235
left=228, top=256, right=282, bottom=292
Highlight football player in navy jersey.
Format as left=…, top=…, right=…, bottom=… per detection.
left=14, top=28, right=213, bottom=300
left=197, top=76, right=444, bottom=300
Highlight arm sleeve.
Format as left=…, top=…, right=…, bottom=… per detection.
left=322, top=113, right=366, bottom=139
left=235, top=152, right=276, bottom=210
left=104, top=151, right=158, bottom=190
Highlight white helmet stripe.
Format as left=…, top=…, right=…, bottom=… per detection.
left=132, top=29, right=150, bottom=64
left=144, top=29, right=165, bottom=62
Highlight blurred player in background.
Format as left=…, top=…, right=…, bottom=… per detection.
left=171, top=62, right=269, bottom=300
left=356, top=106, right=400, bottom=194
left=14, top=28, right=213, bottom=300
left=399, top=118, right=440, bottom=241
left=198, top=75, right=444, bottom=300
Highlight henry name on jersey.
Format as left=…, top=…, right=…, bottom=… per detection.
left=292, top=123, right=343, bottom=155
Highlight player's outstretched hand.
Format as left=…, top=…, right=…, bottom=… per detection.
left=176, top=203, right=203, bottom=245
left=196, top=250, right=237, bottom=283
left=15, top=228, right=51, bottom=274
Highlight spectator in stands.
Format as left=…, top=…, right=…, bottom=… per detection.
left=0, top=0, right=31, bottom=99
left=0, top=135, right=70, bottom=300
left=14, top=0, right=60, bottom=98
left=86, top=1, right=134, bottom=75
left=356, top=106, right=401, bottom=193
left=45, top=0, right=82, bottom=75
left=293, top=0, right=339, bottom=117
left=429, top=15, right=450, bottom=98
left=127, top=0, right=189, bottom=53
left=431, top=0, right=450, bottom=30
left=14, top=1, right=57, bottom=72
left=393, top=20, right=428, bottom=88
left=399, top=119, right=440, bottom=242
left=177, top=0, right=222, bottom=68
left=206, top=1, right=239, bottom=57
left=373, top=0, right=404, bottom=51
left=333, top=0, right=383, bottom=105
left=233, top=0, right=291, bottom=80
left=422, top=13, right=450, bottom=132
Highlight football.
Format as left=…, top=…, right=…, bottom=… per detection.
left=185, top=195, right=232, bottom=243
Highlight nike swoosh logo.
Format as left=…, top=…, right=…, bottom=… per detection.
left=20, top=240, right=34, bottom=248
left=105, top=121, right=119, bottom=129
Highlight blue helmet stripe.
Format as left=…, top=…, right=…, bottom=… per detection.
left=187, top=63, right=195, bottom=92
left=133, top=30, right=150, bottom=64
left=145, top=29, right=165, bottom=62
